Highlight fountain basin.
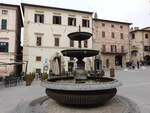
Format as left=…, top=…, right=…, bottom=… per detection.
left=61, top=49, right=99, bottom=58
left=68, top=32, right=92, bottom=41
left=42, top=77, right=122, bottom=106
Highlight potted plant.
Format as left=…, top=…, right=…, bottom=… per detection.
left=40, top=73, right=48, bottom=80
left=26, top=72, right=35, bottom=86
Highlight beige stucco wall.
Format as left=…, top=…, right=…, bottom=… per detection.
left=130, top=29, right=150, bottom=62
left=23, top=6, right=93, bottom=73
left=0, top=5, right=19, bottom=76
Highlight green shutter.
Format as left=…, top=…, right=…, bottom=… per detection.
left=1, top=19, right=7, bottom=30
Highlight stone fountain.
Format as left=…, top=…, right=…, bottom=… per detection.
left=42, top=30, right=122, bottom=106
left=12, top=30, right=140, bottom=113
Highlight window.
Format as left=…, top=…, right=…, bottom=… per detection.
left=34, top=14, right=44, bottom=23
left=0, top=42, right=8, bottom=52
left=120, top=25, right=123, bottom=29
left=102, top=45, right=106, bottom=52
left=102, top=31, right=105, bottom=38
left=2, top=10, right=8, bottom=14
left=145, top=34, right=148, bottom=39
left=70, top=39, right=74, bottom=47
left=68, top=17, right=76, bottom=26
left=55, top=38, right=59, bottom=46
left=36, top=56, right=41, bottom=61
left=121, top=46, right=124, bottom=52
left=82, top=19, right=90, bottom=27
left=1, top=19, right=7, bottom=30
left=84, top=40, right=88, bottom=48
left=106, top=59, right=110, bottom=68
left=144, top=46, right=150, bottom=51
left=53, top=16, right=61, bottom=24
left=102, top=23, right=105, bottom=27
left=36, top=37, right=42, bottom=46
left=111, top=45, right=117, bottom=52
left=111, top=24, right=114, bottom=28
left=132, top=33, right=135, bottom=39
left=120, top=33, right=124, bottom=39
left=36, top=68, right=41, bottom=74
left=111, top=32, right=115, bottom=38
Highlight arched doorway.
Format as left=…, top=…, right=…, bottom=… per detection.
left=115, top=55, right=123, bottom=67
left=144, top=55, right=150, bottom=65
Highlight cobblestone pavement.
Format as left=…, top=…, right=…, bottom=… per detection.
left=0, top=67, right=150, bottom=113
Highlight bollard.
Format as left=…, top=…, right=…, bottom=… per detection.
left=110, top=68, right=115, bottom=77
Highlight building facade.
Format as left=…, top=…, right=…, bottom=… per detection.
left=93, top=19, right=131, bottom=69
left=0, top=3, right=23, bottom=77
left=130, top=27, right=150, bottom=65
left=21, top=3, right=93, bottom=74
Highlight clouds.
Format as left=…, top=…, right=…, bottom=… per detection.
left=1, top=0, right=150, bottom=28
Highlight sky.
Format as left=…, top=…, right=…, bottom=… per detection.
left=1, top=0, right=150, bottom=28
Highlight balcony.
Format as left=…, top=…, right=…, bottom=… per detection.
left=101, top=50, right=128, bottom=55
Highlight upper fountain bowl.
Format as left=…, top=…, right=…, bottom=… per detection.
left=68, top=32, right=92, bottom=41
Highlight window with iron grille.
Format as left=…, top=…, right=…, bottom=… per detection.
left=36, top=37, right=42, bottom=46
left=68, top=17, right=76, bottom=26
left=82, top=19, right=90, bottom=27
left=53, top=16, right=61, bottom=24
left=0, top=42, right=8, bottom=52
left=34, top=14, right=44, bottom=23
left=1, top=19, right=7, bottom=30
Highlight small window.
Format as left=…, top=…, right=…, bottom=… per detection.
left=2, top=10, right=8, bottom=14
left=68, top=17, right=76, bottom=26
left=36, top=56, right=41, bottom=61
left=102, top=23, right=105, bottom=27
left=132, top=33, right=135, bottom=39
left=111, top=24, right=114, bottom=28
left=55, top=38, right=59, bottom=46
left=84, top=40, right=88, bottom=48
left=70, top=40, right=74, bottom=47
left=34, top=14, right=44, bottom=23
left=145, top=34, right=148, bottom=39
left=0, top=42, right=8, bottom=52
left=53, top=16, right=61, bottom=24
left=36, top=37, right=42, bottom=46
left=111, top=32, right=115, bottom=38
left=36, top=68, right=41, bottom=74
left=102, top=31, right=105, bottom=38
left=120, top=33, right=124, bottom=39
left=1, top=19, right=7, bottom=30
left=120, top=25, right=123, bottom=29
left=82, top=19, right=90, bottom=27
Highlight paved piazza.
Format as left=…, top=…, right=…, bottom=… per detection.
left=0, top=67, right=150, bottom=113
